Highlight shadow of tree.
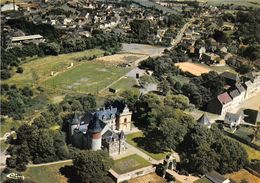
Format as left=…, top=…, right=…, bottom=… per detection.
left=133, top=136, right=164, bottom=154
left=60, top=165, right=80, bottom=183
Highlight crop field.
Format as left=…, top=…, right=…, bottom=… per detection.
left=112, top=154, right=151, bottom=174
left=5, top=49, right=104, bottom=87
left=43, top=62, right=131, bottom=94
left=175, top=62, right=211, bottom=76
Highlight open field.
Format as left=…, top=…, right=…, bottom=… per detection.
left=109, top=76, right=139, bottom=94
left=112, top=154, right=151, bottom=174
left=126, top=132, right=167, bottom=160
left=43, top=62, right=130, bottom=94
left=5, top=49, right=104, bottom=87
left=95, top=53, right=145, bottom=64
left=128, top=173, right=166, bottom=183
left=175, top=62, right=211, bottom=76
left=24, top=161, right=72, bottom=183
left=121, top=43, right=165, bottom=55
left=210, top=65, right=237, bottom=74
left=225, top=169, right=260, bottom=183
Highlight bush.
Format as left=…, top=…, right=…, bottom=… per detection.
left=16, top=67, right=24, bottom=73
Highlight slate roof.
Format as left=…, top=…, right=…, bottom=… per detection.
left=94, top=107, right=118, bottom=121
left=88, top=113, right=102, bottom=133
left=228, top=89, right=240, bottom=99
left=70, top=113, right=80, bottom=125
left=206, top=171, right=229, bottom=183
left=234, top=83, right=245, bottom=94
left=217, top=92, right=232, bottom=105
left=198, top=114, right=211, bottom=126
left=225, top=112, right=241, bottom=123
left=221, top=71, right=239, bottom=81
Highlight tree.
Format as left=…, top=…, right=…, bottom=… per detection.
left=158, top=80, right=170, bottom=96
left=213, top=30, right=228, bottom=43
left=73, top=150, right=113, bottom=183
left=130, top=19, right=151, bottom=39
left=164, top=94, right=190, bottom=110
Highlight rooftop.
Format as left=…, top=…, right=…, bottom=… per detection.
left=217, top=92, right=232, bottom=105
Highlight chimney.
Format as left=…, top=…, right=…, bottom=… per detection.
left=13, top=0, right=15, bottom=11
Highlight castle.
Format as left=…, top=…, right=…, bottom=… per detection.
left=68, top=105, right=132, bottom=156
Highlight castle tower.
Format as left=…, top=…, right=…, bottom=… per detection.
left=118, top=131, right=125, bottom=154
left=116, top=105, right=132, bottom=132
left=88, top=113, right=102, bottom=151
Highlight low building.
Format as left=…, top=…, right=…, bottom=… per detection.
left=228, top=89, right=241, bottom=107
left=205, top=171, right=230, bottom=183
left=224, top=112, right=242, bottom=128
left=10, top=34, right=45, bottom=47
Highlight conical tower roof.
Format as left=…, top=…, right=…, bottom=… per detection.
left=71, top=113, right=80, bottom=125
left=88, top=113, right=102, bottom=133
left=198, top=113, right=211, bottom=126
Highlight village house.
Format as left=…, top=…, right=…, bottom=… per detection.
left=228, top=89, right=241, bottom=107
left=224, top=112, right=242, bottom=128
left=207, top=92, right=233, bottom=115
left=243, top=72, right=260, bottom=99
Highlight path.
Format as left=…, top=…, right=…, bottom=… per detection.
left=27, top=159, right=72, bottom=167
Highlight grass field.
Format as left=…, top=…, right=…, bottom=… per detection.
left=24, top=162, right=72, bottom=183
left=43, top=62, right=130, bottom=94
left=225, top=169, right=260, bottom=183
left=112, top=154, right=151, bottom=174
left=5, top=49, right=104, bottom=87
left=95, top=53, right=144, bottom=64
left=126, top=132, right=167, bottom=160
left=109, top=76, right=139, bottom=94
left=210, top=65, right=237, bottom=74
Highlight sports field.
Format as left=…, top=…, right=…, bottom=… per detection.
left=5, top=49, right=104, bottom=87
left=175, top=62, right=211, bottom=76
left=43, top=62, right=131, bottom=94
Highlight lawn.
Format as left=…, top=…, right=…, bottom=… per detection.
left=201, top=0, right=260, bottom=8
left=110, top=76, right=139, bottom=94
left=112, top=154, right=151, bottom=174
left=5, top=49, right=104, bottom=87
left=126, top=132, right=167, bottom=160
left=210, top=65, right=237, bottom=74
left=23, top=161, right=72, bottom=183
left=43, top=62, right=130, bottom=94
left=0, top=117, right=22, bottom=136
left=172, top=75, right=190, bottom=85
left=225, top=169, right=260, bottom=183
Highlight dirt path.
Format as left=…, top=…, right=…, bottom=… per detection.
left=27, top=159, right=72, bottom=167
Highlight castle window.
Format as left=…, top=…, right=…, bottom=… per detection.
left=124, top=118, right=127, bottom=123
